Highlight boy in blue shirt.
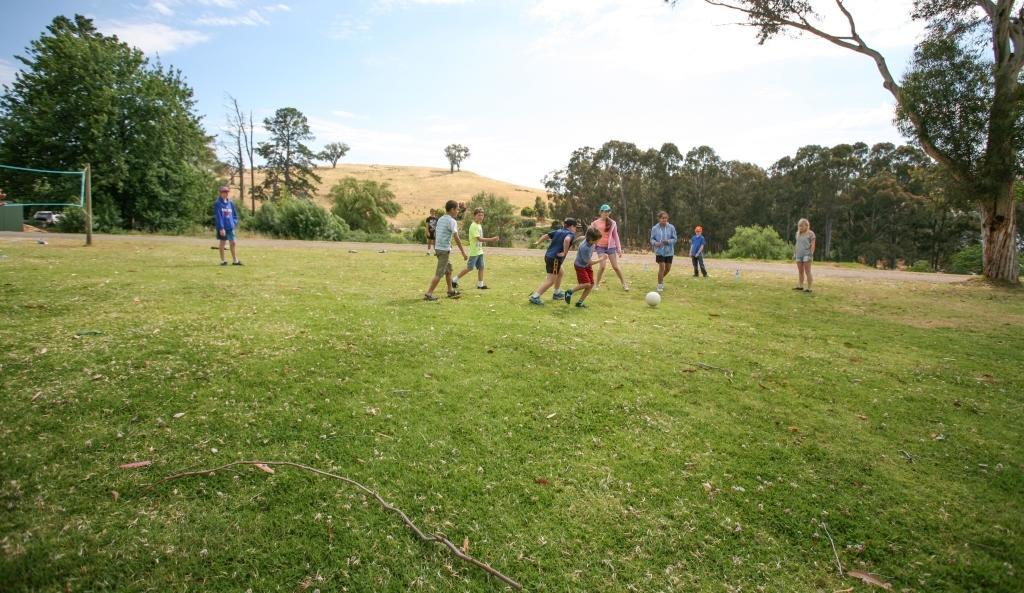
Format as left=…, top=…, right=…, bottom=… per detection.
left=650, top=211, right=677, bottom=292
left=529, top=218, right=577, bottom=305
left=213, top=186, right=242, bottom=266
left=690, top=225, right=707, bottom=277
left=424, top=200, right=468, bottom=301
left=564, top=225, right=601, bottom=308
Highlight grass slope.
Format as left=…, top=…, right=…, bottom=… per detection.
left=232, top=164, right=546, bottom=228
left=1, top=238, right=1022, bottom=593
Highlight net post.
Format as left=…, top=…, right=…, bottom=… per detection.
left=84, top=164, right=93, bottom=246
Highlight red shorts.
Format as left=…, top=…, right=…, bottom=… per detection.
left=575, top=265, right=594, bottom=284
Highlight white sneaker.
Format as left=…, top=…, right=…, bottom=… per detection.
left=623, top=282, right=630, bottom=292
left=656, top=284, right=664, bottom=292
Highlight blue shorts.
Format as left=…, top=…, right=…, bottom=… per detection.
left=596, top=245, right=617, bottom=256
left=795, top=255, right=812, bottom=263
left=466, top=254, right=484, bottom=270
left=217, top=228, right=236, bottom=241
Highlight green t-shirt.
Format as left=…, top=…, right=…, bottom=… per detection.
left=468, top=222, right=484, bottom=256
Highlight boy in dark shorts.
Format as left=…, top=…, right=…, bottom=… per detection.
left=213, top=186, right=242, bottom=266
left=424, top=200, right=467, bottom=301
left=564, top=225, right=601, bottom=307
left=650, top=211, right=677, bottom=291
left=425, top=209, right=438, bottom=255
left=528, top=218, right=577, bottom=305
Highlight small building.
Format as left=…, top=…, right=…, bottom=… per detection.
left=0, top=205, right=24, bottom=231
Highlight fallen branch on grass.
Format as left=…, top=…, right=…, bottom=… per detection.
left=820, top=521, right=844, bottom=577
left=151, top=460, right=522, bottom=590
left=681, top=360, right=734, bottom=380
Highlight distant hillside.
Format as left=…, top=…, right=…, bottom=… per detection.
left=233, top=164, right=547, bottom=228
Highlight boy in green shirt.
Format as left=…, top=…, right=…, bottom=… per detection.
left=454, top=208, right=499, bottom=289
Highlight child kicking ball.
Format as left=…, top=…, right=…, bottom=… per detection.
left=564, top=225, right=601, bottom=308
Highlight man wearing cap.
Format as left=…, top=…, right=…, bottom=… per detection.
left=214, top=186, right=242, bottom=266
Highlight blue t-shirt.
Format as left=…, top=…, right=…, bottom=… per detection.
left=545, top=228, right=575, bottom=259
left=434, top=214, right=457, bottom=251
left=575, top=240, right=594, bottom=268
left=690, top=234, right=706, bottom=257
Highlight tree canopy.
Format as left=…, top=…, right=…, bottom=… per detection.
left=319, top=142, right=350, bottom=168
left=329, top=177, right=401, bottom=233
left=444, top=144, right=470, bottom=173
left=676, top=0, right=1024, bottom=282
left=0, top=15, right=216, bottom=231
left=257, top=107, right=321, bottom=200
left=545, top=138, right=977, bottom=270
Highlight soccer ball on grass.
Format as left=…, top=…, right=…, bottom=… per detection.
left=645, top=291, right=661, bottom=307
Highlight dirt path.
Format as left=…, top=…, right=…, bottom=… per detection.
left=0, top=231, right=970, bottom=284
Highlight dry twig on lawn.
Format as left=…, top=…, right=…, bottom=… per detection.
left=820, top=521, right=844, bottom=577
left=151, top=460, right=522, bottom=590
left=681, top=360, right=734, bottom=380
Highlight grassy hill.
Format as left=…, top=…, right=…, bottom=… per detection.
left=233, top=164, right=547, bottom=229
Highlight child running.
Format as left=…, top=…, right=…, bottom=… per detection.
left=454, top=207, right=499, bottom=290
left=529, top=218, right=578, bottom=305
left=423, top=200, right=467, bottom=301
left=563, top=225, right=601, bottom=308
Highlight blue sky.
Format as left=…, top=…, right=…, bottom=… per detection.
left=0, top=0, right=923, bottom=187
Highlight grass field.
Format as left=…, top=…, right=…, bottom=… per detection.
left=1, top=237, right=1022, bottom=593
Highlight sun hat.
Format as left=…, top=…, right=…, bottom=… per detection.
left=564, top=217, right=578, bottom=227
left=219, top=186, right=230, bottom=193
left=599, top=204, right=611, bottom=212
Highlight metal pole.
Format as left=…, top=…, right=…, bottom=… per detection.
left=85, top=163, right=93, bottom=246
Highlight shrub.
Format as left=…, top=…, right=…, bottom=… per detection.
left=55, top=207, right=88, bottom=233
left=910, top=260, right=934, bottom=272
left=518, top=218, right=536, bottom=229
left=724, top=225, right=790, bottom=260
left=329, top=177, right=401, bottom=233
left=947, top=244, right=983, bottom=274
left=246, top=198, right=348, bottom=241
left=466, top=192, right=518, bottom=247
left=521, top=207, right=534, bottom=217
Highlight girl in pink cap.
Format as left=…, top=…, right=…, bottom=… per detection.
left=591, top=204, right=629, bottom=291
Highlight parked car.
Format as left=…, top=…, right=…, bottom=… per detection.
left=33, top=211, right=62, bottom=225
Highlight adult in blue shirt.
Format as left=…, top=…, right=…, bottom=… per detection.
left=649, top=211, right=677, bottom=292
left=213, top=186, right=242, bottom=266
left=690, top=225, right=707, bottom=277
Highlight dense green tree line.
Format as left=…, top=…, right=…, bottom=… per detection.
left=0, top=15, right=216, bottom=232
left=544, top=140, right=991, bottom=270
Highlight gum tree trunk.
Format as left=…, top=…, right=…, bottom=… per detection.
left=981, top=190, right=1019, bottom=282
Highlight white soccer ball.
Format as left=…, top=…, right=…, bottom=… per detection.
left=645, top=291, right=661, bottom=307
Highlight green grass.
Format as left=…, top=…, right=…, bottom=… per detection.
left=1, top=237, right=1022, bottom=593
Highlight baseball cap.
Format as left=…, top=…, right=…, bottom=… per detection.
left=599, top=204, right=611, bottom=212
left=563, top=217, right=578, bottom=227
left=219, top=186, right=230, bottom=193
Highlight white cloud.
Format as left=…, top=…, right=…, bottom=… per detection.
left=329, top=16, right=371, bottom=39
left=194, top=9, right=270, bottom=26
left=373, top=0, right=475, bottom=11
left=263, top=3, right=291, bottom=12
left=100, top=21, right=209, bottom=53
left=196, top=0, right=240, bottom=7
left=150, top=1, right=175, bottom=16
